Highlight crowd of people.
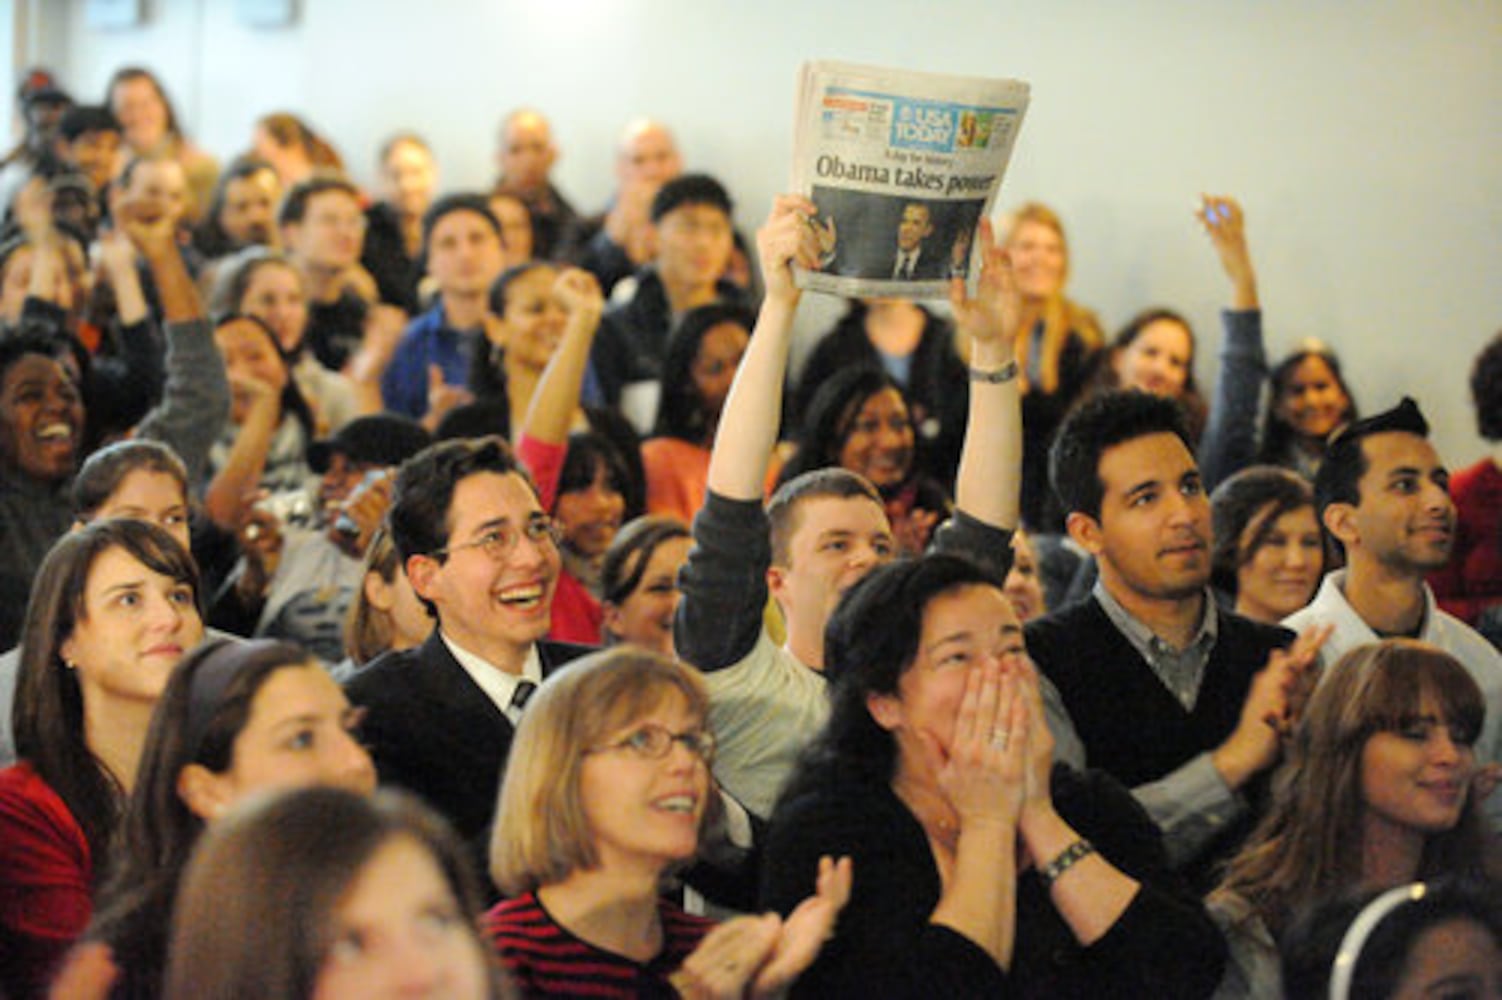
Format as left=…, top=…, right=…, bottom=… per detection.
left=1, top=63, right=1500, bottom=998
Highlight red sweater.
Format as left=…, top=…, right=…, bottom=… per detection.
left=0, top=762, right=93, bottom=1000
left=518, top=434, right=605, bottom=646
left=486, top=891, right=713, bottom=997
left=1430, top=458, right=1502, bottom=627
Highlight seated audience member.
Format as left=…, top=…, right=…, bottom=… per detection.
left=1000, top=202, right=1104, bottom=534
left=82, top=639, right=376, bottom=997
left=1286, top=397, right=1502, bottom=829
left=337, top=526, right=433, bottom=678
left=778, top=366, right=948, bottom=556
left=1210, top=640, right=1496, bottom=999
left=469, top=261, right=605, bottom=439
left=164, top=787, right=504, bottom=999
left=362, top=132, right=437, bottom=313
left=105, top=66, right=216, bottom=221
left=675, top=197, right=1052, bottom=821
left=1280, top=878, right=1502, bottom=1000
left=50, top=104, right=121, bottom=204
left=1210, top=465, right=1324, bottom=623
left=642, top=302, right=751, bottom=524
left=492, top=108, right=577, bottom=261
left=0, top=438, right=195, bottom=765
left=1258, top=340, right=1357, bottom=481
left=1027, top=389, right=1325, bottom=875
left=212, top=247, right=370, bottom=433
left=381, top=193, right=505, bottom=425
left=600, top=515, right=691, bottom=656
left=576, top=118, right=683, bottom=294
left=0, top=195, right=226, bottom=649
left=1004, top=528, right=1048, bottom=624
left=211, top=413, right=430, bottom=664
left=792, top=297, right=968, bottom=489
left=250, top=110, right=344, bottom=188
left=488, top=190, right=534, bottom=267
left=277, top=175, right=383, bottom=373
left=0, top=521, right=204, bottom=999
left=591, top=173, right=746, bottom=416
left=343, top=436, right=593, bottom=875
left=204, top=313, right=318, bottom=531
left=1431, top=332, right=1502, bottom=646
left=191, top=156, right=281, bottom=261
left=762, top=554, right=1227, bottom=998
left=488, top=646, right=848, bottom=996
left=116, top=152, right=195, bottom=284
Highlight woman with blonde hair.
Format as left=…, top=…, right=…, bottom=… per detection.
left=488, top=646, right=849, bottom=997
left=1209, top=639, right=1495, bottom=998
left=1000, top=203, right=1103, bottom=532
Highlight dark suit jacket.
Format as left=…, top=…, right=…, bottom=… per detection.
left=878, top=245, right=949, bottom=281
left=343, top=631, right=593, bottom=872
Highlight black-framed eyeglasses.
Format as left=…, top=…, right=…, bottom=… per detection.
left=589, top=723, right=716, bottom=762
left=432, top=515, right=562, bottom=563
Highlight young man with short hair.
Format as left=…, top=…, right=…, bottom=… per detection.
left=344, top=437, right=591, bottom=863
left=1027, top=390, right=1325, bottom=872
left=590, top=173, right=746, bottom=413
left=278, top=175, right=375, bottom=371
left=674, top=195, right=1058, bottom=819
left=380, top=193, right=505, bottom=423
left=1284, top=396, right=1502, bottom=826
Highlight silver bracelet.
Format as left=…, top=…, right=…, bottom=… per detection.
left=1039, top=838, right=1095, bottom=888
left=968, top=360, right=1019, bottom=384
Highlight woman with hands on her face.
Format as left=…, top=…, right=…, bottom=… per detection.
left=487, top=647, right=850, bottom=998
left=760, top=554, right=1227, bottom=999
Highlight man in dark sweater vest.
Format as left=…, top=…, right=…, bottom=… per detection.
left=1025, top=391, right=1329, bottom=874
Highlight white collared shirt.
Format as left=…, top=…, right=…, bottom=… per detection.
left=439, top=631, right=543, bottom=727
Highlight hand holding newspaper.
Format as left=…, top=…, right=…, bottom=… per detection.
left=792, top=60, right=1030, bottom=300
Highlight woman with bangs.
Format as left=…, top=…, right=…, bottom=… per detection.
left=1209, top=639, right=1496, bottom=999
left=487, top=647, right=849, bottom=998
left=81, top=639, right=375, bottom=997
left=0, top=521, right=204, bottom=998
left=1210, top=465, right=1325, bottom=624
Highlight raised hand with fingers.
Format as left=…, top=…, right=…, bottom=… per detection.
left=757, top=195, right=824, bottom=305
left=1196, top=193, right=1257, bottom=309
left=752, top=855, right=853, bottom=996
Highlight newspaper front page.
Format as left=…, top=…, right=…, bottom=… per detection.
left=792, top=61, right=1031, bottom=300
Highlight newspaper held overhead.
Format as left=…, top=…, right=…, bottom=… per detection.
left=792, top=61, right=1030, bottom=301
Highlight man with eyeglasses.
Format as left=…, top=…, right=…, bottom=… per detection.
left=344, top=435, right=592, bottom=887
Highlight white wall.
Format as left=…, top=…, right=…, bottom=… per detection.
left=27, top=0, right=1502, bottom=463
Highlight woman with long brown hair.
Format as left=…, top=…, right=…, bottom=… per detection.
left=1210, top=639, right=1496, bottom=998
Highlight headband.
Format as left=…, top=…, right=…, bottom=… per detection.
left=182, top=638, right=282, bottom=757
left=1328, top=881, right=1428, bottom=1000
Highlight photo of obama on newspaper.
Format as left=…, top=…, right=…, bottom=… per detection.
left=809, top=189, right=987, bottom=285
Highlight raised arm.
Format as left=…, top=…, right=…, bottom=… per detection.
left=705, top=195, right=820, bottom=500
left=520, top=269, right=604, bottom=446
left=1196, top=194, right=1266, bottom=490
left=949, top=218, right=1022, bottom=531
left=118, top=190, right=231, bottom=490
left=515, top=268, right=603, bottom=508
